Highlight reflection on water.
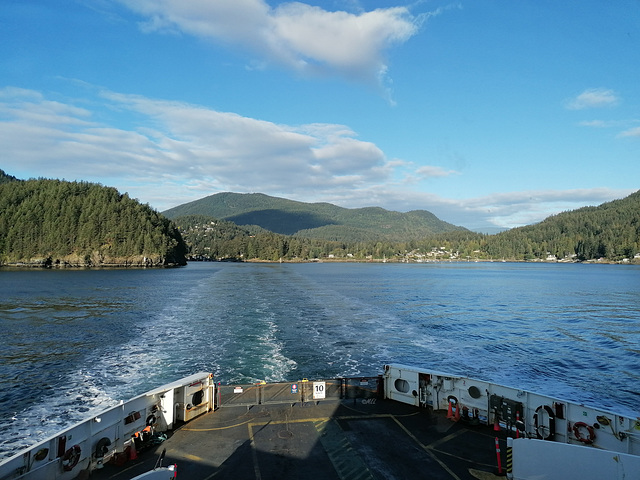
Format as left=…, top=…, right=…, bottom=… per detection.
left=0, top=262, right=639, bottom=458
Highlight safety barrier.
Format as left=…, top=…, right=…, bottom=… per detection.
left=216, top=376, right=381, bottom=408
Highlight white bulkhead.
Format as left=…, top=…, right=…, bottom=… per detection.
left=0, top=372, right=213, bottom=480
left=383, top=363, right=640, bottom=461
left=383, top=364, right=420, bottom=405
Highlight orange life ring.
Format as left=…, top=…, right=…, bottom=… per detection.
left=61, top=444, right=81, bottom=471
left=573, top=422, right=596, bottom=444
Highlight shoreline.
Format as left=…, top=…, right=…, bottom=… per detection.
left=3, top=256, right=638, bottom=269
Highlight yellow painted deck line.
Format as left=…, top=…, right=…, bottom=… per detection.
left=340, top=402, right=422, bottom=418
left=181, top=410, right=481, bottom=480
left=182, top=417, right=253, bottom=431
left=252, top=417, right=323, bottom=426
left=425, top=429, right=467, bottom=450
left=180, top=452, right=207, bottom=462
left=390, top=415, right=464, bottom=480
left=184, top=410, right=420, bottom=432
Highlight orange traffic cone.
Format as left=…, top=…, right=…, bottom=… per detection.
left=454, top=403, right=461, bottom=422
left=129, top=439, right=138, bottom=460
left=493, top=409, right=501, bottom=432
left=446, top=399, right=454, bottom=419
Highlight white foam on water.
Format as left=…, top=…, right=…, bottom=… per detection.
left=3, top=263, right=639, bottom=459
left=256, top=319, right=298, bottom=382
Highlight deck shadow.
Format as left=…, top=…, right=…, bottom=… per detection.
left=90, top=399, right=502, bottom=480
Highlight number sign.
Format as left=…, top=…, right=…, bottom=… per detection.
left=313, top=381, right=326, bottom=399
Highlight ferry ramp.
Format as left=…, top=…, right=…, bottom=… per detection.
left=89, top=380, right=504, bottom=480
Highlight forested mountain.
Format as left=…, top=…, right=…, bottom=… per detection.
left=482, top=191, right=640, bottom=261
left=2, top=167, right=637, bottom=265
left=163, top=192, right=466, bottom=242
left=0, top=178, right=187, bottom=267
left=174, top=191, right=640, bottom=263
left=174, top=214, right=365, bottom=261
left=0, top=168, right=18, bottom=184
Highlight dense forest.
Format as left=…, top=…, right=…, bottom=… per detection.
left=1, top=168, right=638, bottom=265
left=0, top=172, right=187, bottom=267
left=175, top=191, right=640, bottom=263
left=483, top=192, right=640, bottom=261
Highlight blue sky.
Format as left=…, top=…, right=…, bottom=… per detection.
left=0, top=0, right=638, bottom=232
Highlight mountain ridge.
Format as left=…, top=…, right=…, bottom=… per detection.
left=170, top=189, right=640, bottom=263
left=162, top=192, right=467, bottom=242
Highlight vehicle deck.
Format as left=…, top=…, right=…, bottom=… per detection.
left=90, top=398, right=505, bottom=480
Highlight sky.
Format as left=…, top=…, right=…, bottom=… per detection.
left=0, top=1, right=638, bottom=232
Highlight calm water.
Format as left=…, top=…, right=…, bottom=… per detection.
left=1, top=262, right=639, bottom=458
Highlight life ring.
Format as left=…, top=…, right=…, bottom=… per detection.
left=573, top=422, right=596, bottom=444
left=533, top=405, right=555, bottom=440
left=61, top=445, right=81, bottom=471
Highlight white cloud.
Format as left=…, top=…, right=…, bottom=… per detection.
left=330, top=187, right=635, bottom=232
left=618, top=126, right=640, bottom=138
left=0, top=86, right=391, bottom=202
left=1, top=87, right=634, bottom=232
left=415, top=165, right=458, bottom=178
left=565, top=88, right=619, bottom=110
left=118, top=0, right=426, bottom=86
left=579, top=120, right=609, bottom=128
left=579, top=119, right=640, bottom=139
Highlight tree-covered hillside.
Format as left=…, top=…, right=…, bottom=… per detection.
left=483, top=191, right=640, bottom=261
left=0, top=178, right=187, bottom=267
left=163, top=192, right=466, bottom=242
left=0, top=168, right=18, bottom=185
left=3, top=169, right=636, bottom=265
left=175, top=214, right=346, bottom=261
left=175, top=190, right=640, bottom=263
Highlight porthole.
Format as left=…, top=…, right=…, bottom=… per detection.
left=394, top=378, right=410, bottom=393
left=468, top=386, right=481, bottom=399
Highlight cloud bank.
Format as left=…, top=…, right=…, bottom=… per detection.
left=0, top=86, right=633, bottom=232
left=0, top=85, right=395, bottom=205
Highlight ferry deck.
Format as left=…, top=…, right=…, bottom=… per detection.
left=90, top=395, right=503, bottom=480
left=3, top=365, right=639, bottom=480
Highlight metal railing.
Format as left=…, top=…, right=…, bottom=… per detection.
left=215, top=376, right=381, bottom=408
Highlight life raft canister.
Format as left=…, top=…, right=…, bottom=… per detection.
left=573, top=421, right=596, bottom=444
left=533, top=405, right=556, bottom=440
left=61, top=444, right=81, bottom=471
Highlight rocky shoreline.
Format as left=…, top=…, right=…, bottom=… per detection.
left=1, top=253, right=185, bottom=268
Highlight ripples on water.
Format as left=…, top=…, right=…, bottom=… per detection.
left=1, top=262, right=639, bottom=458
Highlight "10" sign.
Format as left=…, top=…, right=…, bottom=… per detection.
left=313, top=381, right=326, bottom=399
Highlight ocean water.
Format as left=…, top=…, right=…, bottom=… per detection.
left=1, top=261, right=639, bottom=459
